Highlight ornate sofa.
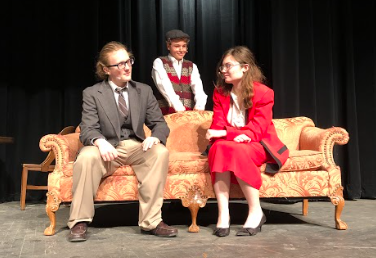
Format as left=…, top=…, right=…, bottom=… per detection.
left=39, top=111, right=349, bottom=236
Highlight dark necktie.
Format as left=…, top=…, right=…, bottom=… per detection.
left=115, top=87, right=129, bottom=118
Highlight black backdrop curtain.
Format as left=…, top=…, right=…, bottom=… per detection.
left=1, top=0, right=375, bottom=203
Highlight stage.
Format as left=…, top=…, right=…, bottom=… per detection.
left=0, top=199, right=374, bottom=257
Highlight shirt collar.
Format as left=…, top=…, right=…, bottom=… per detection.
left=108, top=80, right=128, bottom=92
left=168, top=54, right=184, bottom=65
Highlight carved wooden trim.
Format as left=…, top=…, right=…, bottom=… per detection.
left=180, top=185, right=208, bottom=233
left=329, top=186, right=348, bottom=230
left=321, top=127, right=349, bottom=169
left=44, top=191, right=61, bottom=236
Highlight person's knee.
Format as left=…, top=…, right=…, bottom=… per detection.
left=148, top=145, right=169, bottom=177
left=212, top=141, right=236, bottom=154
left=73, top=147, right=104, bottom=183
left=76, top=146, right=101, bottom=163
left=213, top=140, right=230, bottom=149
left=160, top=144, right=169, bottom=157
left=152, top=144, right=169, bottom=160
left=73, top=147, right=103, bottom=176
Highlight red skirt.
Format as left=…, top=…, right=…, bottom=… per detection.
left=208, top=139, right=271, bottom=190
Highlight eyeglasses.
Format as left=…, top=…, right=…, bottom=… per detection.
left=219, top=63, right=242, bottom=72
left=107, top=58, right=135, bottom=70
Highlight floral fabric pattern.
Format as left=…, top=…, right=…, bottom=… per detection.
left=39, top=111, right=349, bottom=203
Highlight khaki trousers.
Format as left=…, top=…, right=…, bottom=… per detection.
left=67, top=139, right=169, bottom=230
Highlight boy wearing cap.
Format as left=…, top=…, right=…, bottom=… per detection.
left=152, top=29, right=207, bottom=114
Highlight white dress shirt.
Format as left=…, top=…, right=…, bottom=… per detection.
left=151, top=54, right=207, bottom=112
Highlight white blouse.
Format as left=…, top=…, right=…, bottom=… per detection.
left=227, top=91, right=246, bottom=128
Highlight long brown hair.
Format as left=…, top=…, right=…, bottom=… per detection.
left=215, top=46, right=265, bottom=109
left=95, top=41, right=133, bottom=80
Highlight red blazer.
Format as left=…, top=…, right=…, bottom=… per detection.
left=210, top=82, right=289, bottom=173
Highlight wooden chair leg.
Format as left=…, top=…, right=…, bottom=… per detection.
left=20, top=166, right=28, bottom=210
left=330, top=187, right=348, bottom=230
left=302, top=199, right=308, bottom=216
left=44, top=191, right=61, bottom=236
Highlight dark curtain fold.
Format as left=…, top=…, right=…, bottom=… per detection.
left=0, top=0, right=375, bottom=202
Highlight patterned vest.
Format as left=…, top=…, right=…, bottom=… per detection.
left=119, top=107, right=135, bottom=141
left=158, top=56, right=194, bottom=115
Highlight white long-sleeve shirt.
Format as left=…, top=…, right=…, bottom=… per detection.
left=151, top=55, right=207, bottom=112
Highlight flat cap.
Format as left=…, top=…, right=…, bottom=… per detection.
left=165, top=29, right=190, bottom=41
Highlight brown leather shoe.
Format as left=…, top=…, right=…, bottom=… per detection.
left=67, top=222, right=88, bottom=242
left=141, top=221, right=178, bottom=237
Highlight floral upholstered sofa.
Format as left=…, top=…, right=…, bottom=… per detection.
left=39, top=111, right=349, bottom=236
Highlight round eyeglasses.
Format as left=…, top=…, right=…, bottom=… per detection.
left=107, top=58, right=135, bottom=70
left=219, top=63, right=242, bottom=72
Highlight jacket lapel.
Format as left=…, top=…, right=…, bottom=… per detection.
left=222, top=94, right=231, bottom=119
left=128, top=81, right=141, bottom=133
left=97, top=81, right=121, bottom=139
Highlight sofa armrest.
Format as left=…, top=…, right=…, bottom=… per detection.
left=39, top=133, right=82, bottom=175
left=300, top=126, right=349, bottom=169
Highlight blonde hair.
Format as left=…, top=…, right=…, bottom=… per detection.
left=95, top=41, right=133, bottom=80
left=216, top=46, right=265, bottom=109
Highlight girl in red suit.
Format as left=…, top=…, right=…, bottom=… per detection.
left=206, top=46, right=289, bottom=237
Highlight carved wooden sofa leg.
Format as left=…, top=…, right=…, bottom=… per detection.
left=44, top=191, right=61, bottom=236
left=329, top=187, right=348, bottom=230
left=180, top=185, right=208, bottom=233
left=186, top=203, right=201, bottom=232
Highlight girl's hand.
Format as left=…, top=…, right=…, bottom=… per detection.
left=206, top=129, right=227, bottom=140
left=234, top=134, right=251, bottom=143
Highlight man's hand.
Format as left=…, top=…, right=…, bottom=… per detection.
left=142, top=136, right=160, bottom=151
left=234, top=134, right=251, bottom=143
left=206, top=129, right=227, bottom=140
left=94, top=138, right=118, bottom=161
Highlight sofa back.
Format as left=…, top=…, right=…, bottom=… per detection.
left=148, top=112, right=315, bottom=152
left=273, top=117, right=315, bottom=151
left=164, top=111, right=213, bottom=153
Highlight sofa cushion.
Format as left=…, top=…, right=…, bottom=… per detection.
left=261, top=150, right=323, bottom=172
left=168, top=152, right=209, bottom=175
left=281, top=150, right=324, bottom=171
left=105, top=149, right=322, bottom=177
